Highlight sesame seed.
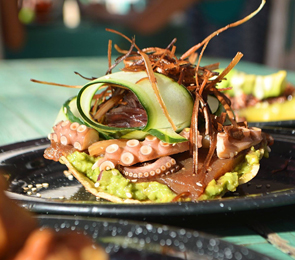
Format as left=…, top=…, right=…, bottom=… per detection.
left=42, top=183, right=49, bottom=188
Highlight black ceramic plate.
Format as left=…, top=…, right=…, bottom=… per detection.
left=1, top=128, right=295, bottom=221
left=249, top=120, right=295, bottom=128
left=35, top=215, right=274, bottom=260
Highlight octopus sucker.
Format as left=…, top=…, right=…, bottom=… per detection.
left=120, top=156, right=180, bottom=180
left=52, top=133, right=58, bottom=143
left=60, top=135, right=69, bottom=145
left=120, top=152, right=135, bottom=166
left=166, top=162, right=172, bottom=168
left=74, top=141, right=82, bottom=150
left=61, top=120, right=70, bottom=127
left=159, top=141, right=170, bottom=147
left=106, top=143, right=120, bottom=153
left=49, top=120, right=99, bottom=151
left=145, top=135, right=158, bottom=142
left=140, top=145, right=153, bottom=155
left=99, top=160, right=116, bottom=171
left=77, top=124, right=87, bottom=133
left=70, top=122, right=80, bottom=131
left=126, top=139, right=140, bottom=147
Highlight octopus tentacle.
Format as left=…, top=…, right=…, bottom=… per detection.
left=92, top=134, right=191, bottom=168
left=93, top=156, right=180, bottom=181
left=120, top=156, right=180, bottom=180
left=49, top=120, right=99, bottom=151
left=90, top=128, right=202, bottom=178
left=216, top=126, right=263, bottom=159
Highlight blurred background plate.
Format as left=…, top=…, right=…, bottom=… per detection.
left=36, top=214, right=275, bottom=260
left=249, top=120, right=295, bottom=128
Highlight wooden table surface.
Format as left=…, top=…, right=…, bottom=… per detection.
left=1, top=57, right=295, bottom=260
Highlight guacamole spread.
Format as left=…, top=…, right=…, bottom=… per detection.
left=67, top=147, right=263, bottom=202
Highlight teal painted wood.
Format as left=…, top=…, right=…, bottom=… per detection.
left=246, top=243, right=294, bottom=260
left=0, top=58, right=105, bottom=145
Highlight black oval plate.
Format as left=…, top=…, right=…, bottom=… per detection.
left=1, top=128, right=295, bottom=222
left=249, top=120, right=295, bottom=128
left=35, top=215, right=274, bottom=260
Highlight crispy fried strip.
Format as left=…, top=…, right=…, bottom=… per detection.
left=139, top=51, right=177, bottom=131
left=30, top=79, right=82, bottom=88
left=106, top=28, right=141, bottom=52
left=189, top=94, right=200, bottom=174
left=180, top=0, right=266, bottom=60
left=203, top=62, right=220, bottom=71
left=114, top=44, right=128, bottom=54
left=106, top=38, right=136, bottom=75
left=107, top=39, right=112, bottom=72
left=93, top=88, right=125, bottom=122
left=208, top=52, right=243, bottom=88
left=195, top=40, right=210, bottom=86
left=213, top=88, right=237, bottom=127
left=74, top=71, right=97, bottom=81
left=91, top=87, right=112, bottom=115
left=151, top=38, right=177, bottom=70
left=199, top=130, right=218, bottom=177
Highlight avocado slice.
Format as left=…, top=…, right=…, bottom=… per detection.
left=217, top=69, right=287, bottom=100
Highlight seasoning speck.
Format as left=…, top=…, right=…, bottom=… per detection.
left=42, top=183, right=49, bottom=188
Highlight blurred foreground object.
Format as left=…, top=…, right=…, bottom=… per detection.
left=13, top=228, right=109, bottom=260
left=0, top=175, right=109, bottom=260
left=0, top=175, right=38, bottom=259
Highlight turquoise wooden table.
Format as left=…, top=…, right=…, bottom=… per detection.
left=1, top=57, right=295, bottom=260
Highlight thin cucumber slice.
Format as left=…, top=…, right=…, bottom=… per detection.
left=77, top=71, right=194, bottom=142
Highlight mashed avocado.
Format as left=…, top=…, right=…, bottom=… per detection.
left=67, top=147, right=263, bottom=202
left=199, top=147, right=264, bottom=200
left=67, top=152, right=176, bottom=202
